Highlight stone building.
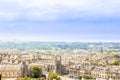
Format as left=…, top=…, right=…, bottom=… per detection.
left=69, top=64, right=120, bottom=79
left=0, top=64, right=24, bottom=80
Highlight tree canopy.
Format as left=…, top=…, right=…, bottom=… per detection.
left=48, top=72, right=61, bottom=80
left=31, top=66, right=42, bottom=78
left=18, top=76, right=44, bottom=80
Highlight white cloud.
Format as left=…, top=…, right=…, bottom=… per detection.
left=0, top=0, right=120, bottom=20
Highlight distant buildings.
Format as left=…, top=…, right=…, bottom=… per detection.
left=0, top=49, right=120, bottom=80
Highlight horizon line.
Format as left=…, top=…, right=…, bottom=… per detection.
left=0, top=40, right=120, bottom=43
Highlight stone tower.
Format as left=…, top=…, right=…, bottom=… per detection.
left=55, top=55, right=62, bottom=75
left=22, top=61, right=28, bottom=77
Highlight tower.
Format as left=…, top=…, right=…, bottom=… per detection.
left=55, top=55, right=62, bottom=74
left=22, top=62, right=28, bottom=77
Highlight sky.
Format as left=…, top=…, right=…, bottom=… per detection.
left=0, top=0, right=120, bottom=42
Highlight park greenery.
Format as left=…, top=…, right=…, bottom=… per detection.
left=18, top=72, right=61, bottom=80
left=48, top=72, right=61, bottom=80
left=31, top=66, right=42, bottom=78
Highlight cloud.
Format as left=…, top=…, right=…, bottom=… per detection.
left=0, top=0, right=120, bottom=21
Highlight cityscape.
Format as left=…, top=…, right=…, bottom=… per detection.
left=0, top=42, right=120, bottom=80
left=0, top=0, right=120, bottom=80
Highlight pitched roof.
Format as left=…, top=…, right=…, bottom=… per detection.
left=0, top=65, right=22, bottom=71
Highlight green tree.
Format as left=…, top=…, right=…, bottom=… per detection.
left=39, top=78, right=44, bottom=80
left=110, top=60, right=119, bottom=66
left=78, top=76, right=82, bottom=80
left=18, top=76, right=30, bottom=80
left=38, top=78, right=44, bottom=80
left=48, top=72, right=61, bottom=80
left=31, top=66, right=42, bottom=78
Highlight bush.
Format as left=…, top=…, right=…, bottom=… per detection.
left=48, top=72, right=61, bottom=80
